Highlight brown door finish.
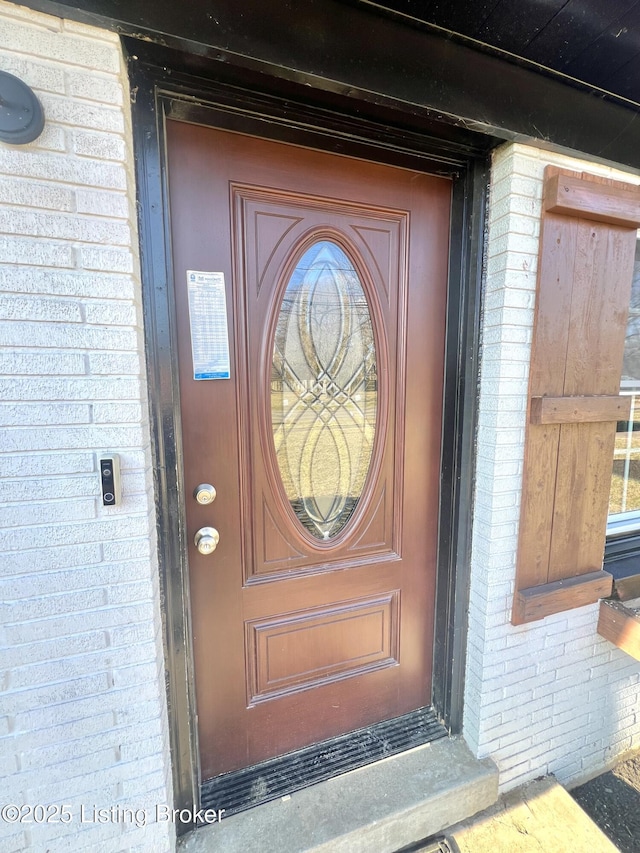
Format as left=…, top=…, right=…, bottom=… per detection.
left=166, top=121, right=451, bottom=779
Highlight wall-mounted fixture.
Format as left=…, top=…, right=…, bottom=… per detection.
left=0, top=70, right=44, bottom=144
left=99, top=455, right=122, bottom=506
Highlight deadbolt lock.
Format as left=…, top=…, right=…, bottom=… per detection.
left=194, top=526, right=220, bottom=555
left=194, top=483, right=217, bottom=505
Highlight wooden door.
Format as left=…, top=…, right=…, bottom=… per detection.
left=166, top=121, right=451, bottom=780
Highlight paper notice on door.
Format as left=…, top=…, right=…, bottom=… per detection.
left=186, top=270, right=231, bottom=380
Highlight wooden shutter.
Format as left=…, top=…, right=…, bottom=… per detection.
left=512, top=166, right=640, bottom=625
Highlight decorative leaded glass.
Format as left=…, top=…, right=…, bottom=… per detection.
left=271, top=240, right=378, bottom=540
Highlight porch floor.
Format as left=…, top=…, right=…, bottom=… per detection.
left=178, top=736, right=498, bottom=853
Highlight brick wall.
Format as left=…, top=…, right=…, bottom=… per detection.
left=465, top=142, right=640, bottom=791
left=0, top=2, right=174, bottom=850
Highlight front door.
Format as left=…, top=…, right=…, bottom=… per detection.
left=166, top=121, right=451, bottom=780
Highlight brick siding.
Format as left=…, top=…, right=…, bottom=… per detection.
left=0, top=3, right=174, bottom=850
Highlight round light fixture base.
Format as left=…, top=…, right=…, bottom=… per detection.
left=0, top=71, right=44, bottom=145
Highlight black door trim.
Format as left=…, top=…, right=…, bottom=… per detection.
left=127, top=44, right=490, bottom=829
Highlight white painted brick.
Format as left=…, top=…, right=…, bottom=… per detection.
left=61, top=15, right=118, bottom=38
left=0, top=209, right=130, bottom=245
left=0, top=5, right=172, bottom=847
left=102, top=538, right=152, bottom=561
left=0, top=321, right=139, bottom=351
left=479, top=409, right=526, bottom=431
left=0, top=17, right=119, bottom=71
left=106, top=580, right=154, bottom=606
left=2, top=543, right=102, bottom=579
left=0, top=0, right=64, bottom=27
left=2, top=674, right=111, bottom=721
left=0, top=630, right=108, bottom=670
left=0, top=148, right=127, bottom=190
left=0, top=235, right=73, bottom=267
left=78, top=245, right=134, bottom=273
left=0, top=754, right=18, bottom=775
left=0, top=830, right=27, bottom=853
left=115, top=699, right=168, bottom=728
left=487, top=251, right=537, bottom=277
left=23, top=819, right=121, bottom=849
left=84, top=300, right=138, bottom=325
left=93, top=401, right=144, bottom=423
left=4, top=600, right=156, bottom=649
left=11, top=640, right=158, bottom=697
left=76, top=188, right=129, bottom=218
left=0, top=268, right=136, bottom=299
left=482, top=327, right=532, bottom=349
left=73, top=128, right=127, bottom=161
left=20, top=719, right=162, bottom=774
left=27, top=122, right=67, bottom=153
left=507, top=174, right=543, bottom=199
left=1, top=559, right=152, bottom=602
left=0, top=497, right=96, bottom=529
left=66, top=69, right=123, bottom=105
left=483, top=305, right=533, bottom=330
left=14, top=686, right=160, bottom=739
left=2, top=425, right=146, bottom=453
left=2, top=367, right=140, bottom=396
left=0, top=178, right=74, bottom=210
left=118, top=763, right=172, bottom=796
left=0, top=52, right=65, bottom=93
left=0, top=350, right=85, bottom=374
left=489, top=211, right=540, bottom=240
left=480, top=358, right=528, bottom=380
left=88, top=351, right=143, bottom=375
left=501, top=268, right=537, bottom=290
left=486, top=175, right=512, bottom=205
left=0, top=402, right=91, bottom=426
left=0, top=294, right=81, bottom=322
left=40, top=91, right=125, bottom=132
left=1, top=585, right=108, bottom=627
left=0, top=452, right=94, bottom=479
left=7, top=715, right=116, bottom=758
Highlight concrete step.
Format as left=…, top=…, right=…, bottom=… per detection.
left=446, top=775, right=619, bottom=853
left=178, top=736, right=499, bottom=853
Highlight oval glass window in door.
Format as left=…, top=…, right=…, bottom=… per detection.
left=271, top=240, right=378, bottom=540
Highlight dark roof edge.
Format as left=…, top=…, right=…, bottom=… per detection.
left=7, top=0, right=640, bottom=172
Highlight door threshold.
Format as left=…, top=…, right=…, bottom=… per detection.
left=201, top=707, right=446, bottom=817
left=178, top=735, right=498, bottom=853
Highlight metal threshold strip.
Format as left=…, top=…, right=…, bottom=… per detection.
left=200, top=706, right=447, bottom=817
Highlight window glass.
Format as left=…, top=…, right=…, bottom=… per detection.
left=271, top=240, right=378, bottom=541
left=608, top=238, right=640, bottom=535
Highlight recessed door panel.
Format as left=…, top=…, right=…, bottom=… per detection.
left=167, top=121, right=451, bottom=778
left=234, top=187, right=405, bottom=578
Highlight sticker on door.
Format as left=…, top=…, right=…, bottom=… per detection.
left=186, top=270, right=231, bottom=380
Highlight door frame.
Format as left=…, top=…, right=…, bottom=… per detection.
left=127, top=45, right=493, bottom=823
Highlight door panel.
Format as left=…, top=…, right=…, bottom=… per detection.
left=166, top=121, right=451, bottom=779
left=235, top=186, right=403, bottom=577
left=245, top=591, right=400, bottom=703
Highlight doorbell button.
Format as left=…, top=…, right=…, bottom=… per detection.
left=99, top=454, right=121, bottom=506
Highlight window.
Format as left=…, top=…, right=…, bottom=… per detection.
left=608, top=238, right=640, bottom=536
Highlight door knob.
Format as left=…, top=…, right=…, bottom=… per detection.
left=194, top=526, right=220, bottom=555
